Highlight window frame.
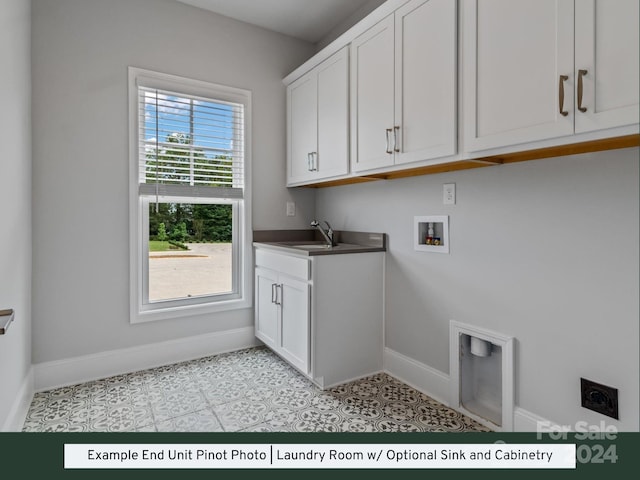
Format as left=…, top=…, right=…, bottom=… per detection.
left=141, top=198, right=240, bottom=308
left=128, top=67, right=252, bottom=324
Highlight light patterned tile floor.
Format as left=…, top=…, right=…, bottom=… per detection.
left=23, top=347, right=491, bottom=433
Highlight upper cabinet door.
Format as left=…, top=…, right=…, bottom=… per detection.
left=394, top=0, right=457, bottom=165
left=316, top=47, right=350, bottom=180
left=574, top=0, right=639, bottom=133
left=351, top=14, right=396, bottom=172
left=287, top=73, right=318, bottom=184
left=287, top=47, right=349, bottom=186
left=463, top=0, right=575, bottom=152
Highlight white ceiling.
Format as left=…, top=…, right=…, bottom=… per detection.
left=176, top=0, right=379, bottom=43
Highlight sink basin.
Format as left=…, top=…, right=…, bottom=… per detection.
left=285, top=243, right=361, bottom=250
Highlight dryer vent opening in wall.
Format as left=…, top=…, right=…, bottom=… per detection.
left=450, top=321, right=515, bottom=431
left=470, top=336, right=492, bottom=357
left=460, top=334, right=502, bottom=426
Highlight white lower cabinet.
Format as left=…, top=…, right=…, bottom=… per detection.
left=255, top=267, right=280, bottom=351
left=254, top=247, right=384, bottom=389
left=255, top=266, right=309, bottom=373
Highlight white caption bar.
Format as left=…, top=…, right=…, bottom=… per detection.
left=65, top=444, right=576, bottom=469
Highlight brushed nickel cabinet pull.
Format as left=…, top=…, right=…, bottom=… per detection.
left=0, top=309, right=14, bottom=335
left=385, top=128, right=393, bottom=154
left=577, top=69, right=588, bottom=113
left=311, top=152, right=318, bottom=171
left=307, top=153, right=312, bottom=171
left=393, top=126, right=400, bottom=153
left=271, top=284, right=277, bottom=304
left=559, top=75, right=569, bottom=117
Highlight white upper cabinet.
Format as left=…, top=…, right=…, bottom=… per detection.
left=287, top=47, right=349, bottom=186
left=462, top=0, right=575, bottom=152
left=394, top=0, right=457, bottom=165
left=463, top=0, right=639, bottom=153
left=351, top=0, right=457, bottom=173
left=316, top=48, right=350, bottom=180
left=284, top=0, right=638, bottom=186
left=574, top=0, right=639, bottom=134
left=351, top=14, right=396, bottom=172
left=288, top=73, right=317, bottom=184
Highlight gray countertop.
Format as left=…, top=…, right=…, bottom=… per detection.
left=253, top=230, right=386, bottom=256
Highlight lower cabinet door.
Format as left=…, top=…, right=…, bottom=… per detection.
left=279, top=276, right=310, bottom=374
left=254, top=267, right=279, bottom=350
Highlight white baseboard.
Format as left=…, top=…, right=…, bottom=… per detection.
left=1, top=367, right=34, bottom=432
left=28, top=331, right=556, bottom=432
left=513, top=406, right=555, bottom=433
left=34, top=327, right=259, bottom=392
left=383, top=347, right=450, bottom=406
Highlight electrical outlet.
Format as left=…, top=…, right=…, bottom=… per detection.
left=581, top=378, right=619, bottom=419
left=286, top=202, right=296, bottom=217
left=443, top=183, right=456, bottom=205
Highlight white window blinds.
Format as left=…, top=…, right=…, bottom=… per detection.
left=138, top=86, right=245, bottom=199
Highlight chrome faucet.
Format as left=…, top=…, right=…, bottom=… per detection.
left=311, top=220, right=337, bottom=247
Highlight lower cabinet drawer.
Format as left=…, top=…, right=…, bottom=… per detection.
left=255, top=249, right=310, bottom=281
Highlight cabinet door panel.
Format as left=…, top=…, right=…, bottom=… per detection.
left=575, top=0, right=639, bottom=132
left=254, top=268, right=278, bottom=350
left=351, top=14, right=395, bottom=172
left=317, top=47, right=350, bottom=179
left=395, top=0, right=457, bottom=164
left=279, top=277, right=310, bottom=374
left=463, top=0, right=574, bottom=152
left=287, top=74, right=317, bottom=183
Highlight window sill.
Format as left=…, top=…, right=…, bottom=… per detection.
left=131, top=296, right=252, bottom=324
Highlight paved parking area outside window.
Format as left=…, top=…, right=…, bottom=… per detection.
left=149, top=243, right=232, bottom=302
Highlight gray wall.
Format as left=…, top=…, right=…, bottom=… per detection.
left=31, top=0, right=315, bottom=363
left=0, top=0, right=31, bottom=430
left=316, top=148, right=640, bottom=430
left=316, top=0, right=386, bottom=51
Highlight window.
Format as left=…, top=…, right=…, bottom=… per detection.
left=129, top=68, right=252, bottom=323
